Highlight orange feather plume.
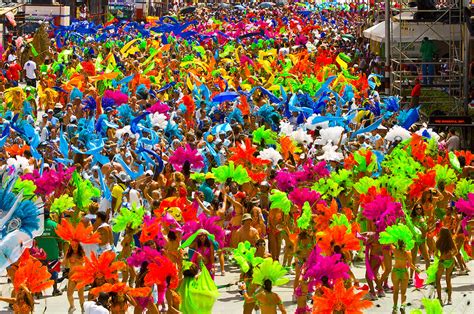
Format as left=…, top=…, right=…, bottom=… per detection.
left=71, top=251, right=125, bottom=289
left=5, top=144, right=30, bottom=157
left=90, top=282, right=151, bottom=298
left=144, top=256, right=179, bottom=289
left=312, top=279, right=372, bottom=314
left=313, top=199, right=339, bottom=231
left=317, top=225, right=361, bottom=256
left=13, top=257, right=54, bottom=293
left=228, top=138, right=271, bottom=168
left=408, top=170, right=436, bottom=200
left=279, top=136, right=298, bottom=160
left=55, top=219, right=101, bottom=244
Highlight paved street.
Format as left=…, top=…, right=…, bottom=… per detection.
left=1, top=259, right=473, bottom=313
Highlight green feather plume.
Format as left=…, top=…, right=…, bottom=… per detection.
left=112, top=204, right=145, bottom=232
left=330, top=213, right=351, bottom=233
left=297, top=202, right=312, bottom=230
left=379, top=223, right=415, bottom=250
left=454, top=178, right=474, bottom=199
left=269, top=190, right=291, bottom=215
left=211, top=161, right=250, bottom=185
left=232, top=241, right=264, bottom=274
left=353, top=177, right=379, bottom=194
left=72, top=171, right=100, bottom=211
left=13, top=179, right=37, bottom=200
left=252, top=258, right=289, bottom=287
left=190, top=172, right=206, bottom=183
left=331, top=169, right=354, bottom=193
left=434, top=165, right=457, bottom=187
left=378, top=175, right=412, bottom=200
left=252, top=126, right=278, bottom=146
left=50, top=195, right=75, bottom=215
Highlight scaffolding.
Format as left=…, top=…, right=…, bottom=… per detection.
left=390, top=0, right=468, bottom=115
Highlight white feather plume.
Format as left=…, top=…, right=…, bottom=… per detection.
left=314, top=126, right=346, bottom=145
left=290, top=128, right=313, bottom=145
left=258, top=148, right=283, bottom=166
left=150, top=113, right=168, bottom=129
left=385, top=125, right=412, bottom=142
left=115, top=125, right=132, bottom=139
left=305, top=114, right=329, bottom=130
left=279, top=120, right=294, bottom=136
left=6, top=156, right=33, bottom=173
left=415, top=127, right=440, bottom=141
left=317, top=141, right=344, bottom=161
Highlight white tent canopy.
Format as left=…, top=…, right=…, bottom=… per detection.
left=363, top=21, right=462, bottom=43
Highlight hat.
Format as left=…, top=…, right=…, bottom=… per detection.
left=42, top=113, right=48, bottom=118
left=205, top=173, right=215, bottom=180
left=54, top=103, right=63, bottom=109
left=242, top=213, right=252, bottom=222
left=145, top=170, right=153, bottom=176
left=117, top=171, right=131, bottom=183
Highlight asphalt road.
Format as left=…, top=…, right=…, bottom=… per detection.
left=1, top=259, right=473, bottom=313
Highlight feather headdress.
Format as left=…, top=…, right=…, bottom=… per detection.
left=112, top=204, right=146, bottom=232
left=13, top=257, right=53, bottom=293
left=127, top=246, right=163, bottom=267
left=91, top=282, right=151, bottom=298
left=408, top=170, right=436, bottom=199
left=228, top=138, right=271, bottom=167
left=71, top=251, right=126, bottom=289
left=312, top=279, right=372, bottom=314
left=139, top=215, right=163, bottom=244
left=252, top=126, right=278, bottom=146
left=182, top=213, right=225, bottom=249
left=288, top=188, right=323, bottom=208
left=55, top=219, right=101, bottom=244
left=21, top=165, right=75, bottom=196
left=144, top=255, right=179, bottom=291
left=361, top=194, right=404, bottom=232
left=50, top=194, right=75, bottom=215
left=211, top=161, right=250, bottom=185
left=269, top=189, right=291, bottom=215
left=71, top=171, right=100, bottom=211
left=297, top=201, right=313, bottom=230
left=455, top=193, right=474, bottom=217
left=252, top=258, right=289, bottom=287
left=454, top=179, right=474, bottom=200
left=317, top=225, right=360, bottom=256
left=379, top=223, right=415, bottom=250
left=303, top=246, right=350, bottom=287
left=169, top=144, right=205, bottom=171
left=233, top=241, right=264, bottom=274
left=258, top=148, right=283, bottom=166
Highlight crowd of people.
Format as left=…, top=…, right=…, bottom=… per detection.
left=0, top=2, right=473, bottom=314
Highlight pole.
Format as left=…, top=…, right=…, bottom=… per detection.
left=384, top=0, right=391, bottom=95
left=463, top=24, right=470, bottom=115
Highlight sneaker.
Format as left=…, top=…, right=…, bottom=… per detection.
left=377, top=289, right=386, bottom=298
left=383, top=285, right=393, bottom=292
left=364, top=292, right=378, bottom=301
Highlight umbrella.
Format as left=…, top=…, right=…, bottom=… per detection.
left=180, top=6, right=196, bottom=15
left=259, top=2, right=275, bottom=9
left=234, top=5, right=246, bottom=10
